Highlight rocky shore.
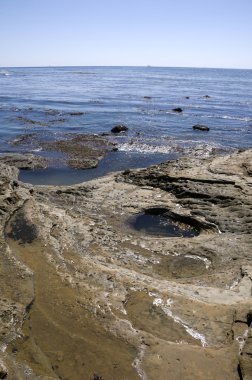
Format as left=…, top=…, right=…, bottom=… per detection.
left=0, top=149, right=252, bottom=380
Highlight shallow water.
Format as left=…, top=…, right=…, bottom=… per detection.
left=20, top=150, right=176, bottom=185
left=1, top=66, right=252, bottom=184
left=129, top=212, right=199, bottom=238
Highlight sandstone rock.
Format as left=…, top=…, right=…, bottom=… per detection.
left=0, top=153, right=47, bottom=170
left=9, top=133, right=116, bottom=170
left=0, top=149, right=251, bottom=380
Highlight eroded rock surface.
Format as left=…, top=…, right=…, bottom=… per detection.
left=0, top=150, right=251, bottom=379
left=9, top=133, right=117, bottom=170
left=0, top=154, right=47, bottom=170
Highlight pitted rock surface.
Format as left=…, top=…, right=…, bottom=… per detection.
left=0, top=149, right=251, bottom=379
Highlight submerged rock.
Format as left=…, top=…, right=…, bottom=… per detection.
left=9, top=133, right=117, bottom=170
left=42, top=133, right=116, bottom=169
left=68, top=112, right=85, bottom=116
left=172, top=107, right=183, bottom=113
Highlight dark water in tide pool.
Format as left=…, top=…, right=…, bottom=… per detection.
left=129, top=213, right=199, bottom=238
left=0, top=66, right=251, bottom=185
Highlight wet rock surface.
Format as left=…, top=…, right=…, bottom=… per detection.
left=172, top=107, right=183, bottom=113
left=193, top=124, right=210, bottom=131
left=111, top=124, right=128, bottom=133
left=0, top=149, right=251, bottom=379
left=42, top=133, right=116, bottom=169
left=9, top=133, right=117, bottom=170
left=0, top=153, right=47, bottom=170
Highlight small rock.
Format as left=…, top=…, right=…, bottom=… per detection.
left=68, top=112, right=84, bottom=116
left=172, top=107, right=183, bottom=113
left=0, top=371, right=7, bottom=379
left=111, top=125, right=128, bottom=133
left=185, top=96, right=190, bottom=99
left=123, top=169, right=131, bottom=175
left=93, top=374, right=102, bottom=380
left=193, top=124, right=210, bottom=131
left=203, top=95, right=211, bottom=98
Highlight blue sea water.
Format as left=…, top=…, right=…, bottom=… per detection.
left=0, top=66, right=251, bottom=184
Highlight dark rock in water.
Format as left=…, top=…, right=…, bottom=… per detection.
left=68, top=112, right=85, bottom=116
left=172, top=107, right=183, bottom=113
left=203, top=95, right=211, bottom=99
left=144, top=96, right=152, bottom=99
left=185, top=96, right=190, bottom=99
left=193, top=124, right=210, bottom=132
left=111, top=125, right=128, bottom=133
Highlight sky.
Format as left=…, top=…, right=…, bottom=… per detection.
left=0, top=0, right=252, bottom=69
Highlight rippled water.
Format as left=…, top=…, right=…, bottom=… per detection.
left=0, top=66, right=251, bottom=184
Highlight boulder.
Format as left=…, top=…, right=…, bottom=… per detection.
left=111, top=125, right=128, bottom=133
left=193, top=124, right=210, bottom=132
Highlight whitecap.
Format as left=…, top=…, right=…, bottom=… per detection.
left=0, top=70, right=11, bottom=76
left=118, top=141, right=174, bottom=154
left=205, top=114, right=251, bottom=122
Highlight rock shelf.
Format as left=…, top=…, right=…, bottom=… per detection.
left=0, top=149, right=251, bottom=379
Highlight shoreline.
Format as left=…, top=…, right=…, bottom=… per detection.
left=0, top=148, right=252, bottom=379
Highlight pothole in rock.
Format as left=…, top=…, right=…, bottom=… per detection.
left=128, top=208, right=200, bottom=238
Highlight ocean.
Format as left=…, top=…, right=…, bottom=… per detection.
left=0, top=66, right=251, bottom=185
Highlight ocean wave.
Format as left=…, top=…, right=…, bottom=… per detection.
left=0, top=70, right=11, bottom=77
left=118, top=139, right=229, bottom=158
left=119, top=141, right=175, bottom=154
left=162, top=111, right=251, bottom=122
left=205, top=115, right=251, bottom=122
left=31, top=147, right=42, bottom=152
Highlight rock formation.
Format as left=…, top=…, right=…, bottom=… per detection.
left=0, top=149, right=251, bottom=379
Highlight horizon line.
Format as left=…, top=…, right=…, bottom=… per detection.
left=1, top=64, right=252, bottom=71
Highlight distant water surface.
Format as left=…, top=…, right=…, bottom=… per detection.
left=0, top=66, right=251, bottom=184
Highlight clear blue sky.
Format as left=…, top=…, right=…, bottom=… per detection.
left=1, top=0, right=252, bottom=69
